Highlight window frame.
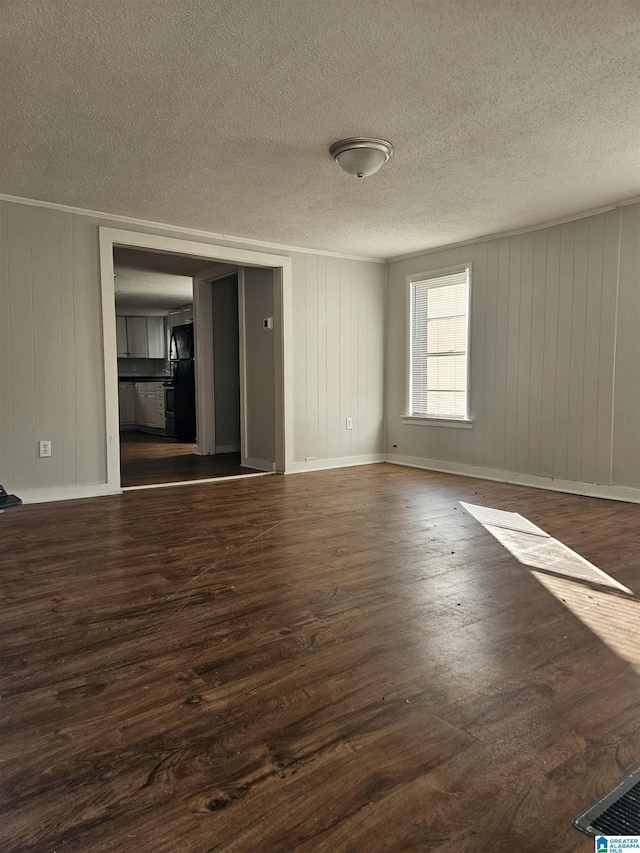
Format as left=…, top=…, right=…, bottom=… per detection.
left=404, top=263, right=473, bottom=428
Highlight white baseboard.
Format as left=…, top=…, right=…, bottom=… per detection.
left=288, top=453, right=385, bottom=474
left=384, top=454, right=640, bottom=504
left=12, top=483, right=122, bottom=505
left=216, top=444, right=241, bottom=454
left=244, top=457, right=275, bottom=472
left=15, top=455, right=639, bottom=506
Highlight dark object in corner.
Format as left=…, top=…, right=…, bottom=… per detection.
left=574, top=763, right=640, bottom=836
left=0, top=485, right=22, bottom=509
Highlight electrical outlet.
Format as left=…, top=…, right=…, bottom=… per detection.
left=346, top=417, right=353, bottom=430
left=39, top=440, right=52, bottom=458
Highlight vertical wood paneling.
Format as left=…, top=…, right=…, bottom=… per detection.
left=7, top=194, right=640, bottom=496
left=0, top=202, right=13, bottom=487
left=566, top=219, right=589, bottom=482
left=368, top=268, right=385, bottom=452
left=288, top=252, right=384, bottom=464
left=482, top=242, right=498, bottom=467
left=492, top=239, right=510, bottom=471
left=461, top=242, right=484, bottom=467
left=31, top=207, right=64, bottom=488
left=1, top=199, right=386, bottom=493
left=325, top=256, right=341, bottom=459
left=595, top=210, right=620, bottom=485
left=612, top=204, right=640, bottom=487
left=291, top=253, right=307, bottom=462
left=349, top=261, right=359, bottom=455
left=59, top=212, right=77, bottom=486
left=504, top=237, right=521, bottom=472
left=540, top=226, right=560, bottom=478
left=581, top=215, right=605, bottom=483
left=385, top=261, right=404, bottom=454
left=552, top=222, right=575, bottom=479
left=339, top=259, right=352, bottom=457
left=305, top=254, right=318, bottom=459
left=72, top=215, right=105, bottom=485
left=316, top=255, right=328, bottom=461
left=527, top=230, right=547, bottom=476
left=356, top=264, right=368, bottom=454
left=8, top=204, right=36, bottom=489
left=386, top=204, right=634, bottom=494
left=516, top=233, right=534, bottom=474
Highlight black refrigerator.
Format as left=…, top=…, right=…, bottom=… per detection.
left=169, top=323, right=196, bottom=442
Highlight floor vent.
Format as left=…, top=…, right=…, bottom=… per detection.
left=574, top=764, right=640, bottom=836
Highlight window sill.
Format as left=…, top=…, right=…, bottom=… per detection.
left=402, top=416, right=474, bottom=429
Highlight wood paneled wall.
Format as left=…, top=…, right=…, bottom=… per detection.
left=290, top=252, right=385, bottom=467
left=7, top=190, right=635, bottom=501
left=0, top=199, right=385, bottom=497
left=386, top=204, right=640, bottom=492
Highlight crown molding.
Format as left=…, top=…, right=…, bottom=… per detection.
left=0, top=192, right=386, bottom=264
left=387, top=194, right=640, bottom=264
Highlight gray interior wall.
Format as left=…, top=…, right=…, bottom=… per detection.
left=242, top=267, right=276, bottom=467
left=211, top=275, right=240, bottom=451
left=0, top=197, right=386, bottom=499
left=6, top=191, right=640, bottom=500
left=289, top=252, right=386, bottom=465
left=386, top=202, right=640, bottom=493
left=0, top=203, right=105, bottom=493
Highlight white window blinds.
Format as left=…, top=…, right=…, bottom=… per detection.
left=410, top=268, right=469, bottom=419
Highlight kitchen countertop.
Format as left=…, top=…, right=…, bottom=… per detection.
left=118, top=376, right=172, bottom=383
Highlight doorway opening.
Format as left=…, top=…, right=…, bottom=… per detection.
left=100, top=228, right=292, bottom=492
left=114, top=247, right=258, bottom=487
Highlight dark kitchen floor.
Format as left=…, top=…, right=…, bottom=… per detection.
left=119, top=430, right=261, bottom=486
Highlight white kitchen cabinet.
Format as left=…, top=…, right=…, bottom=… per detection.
left=135, top=382, right=166, bottom=431
left=116, top=317, right=128, bottom=357
left=140, top=392, right=156, bottom=427
left=117, top=317, right=167, bottom=359
left=168, top=305, right=193, bottom=331
left=118, top=382, right=137, bottom=426
left=168, top=309, right=182, bottom=331
left=146, top=316, right=165, bottom=358
left=127, top=317, right=148, bottom=358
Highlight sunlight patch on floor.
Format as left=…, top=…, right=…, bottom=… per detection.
left=462, top=502, right=640, bottom=670
left=533, top=571, right=640, bottom=672
left=461, top=502, right=631, bottom=594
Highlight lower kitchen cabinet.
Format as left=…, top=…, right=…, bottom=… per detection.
left=118, top=382, right=166, bottom=433
left=135, top=382, right=166, bottom=432
left=118, top=382, right=137, bottom=426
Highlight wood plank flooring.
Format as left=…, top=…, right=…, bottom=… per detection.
left=2, top=464, right=640, bottom=851
left=119, top=431, right=260, bottom=487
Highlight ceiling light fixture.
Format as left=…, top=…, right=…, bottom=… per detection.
left=329, top=137, right=393, bottom=178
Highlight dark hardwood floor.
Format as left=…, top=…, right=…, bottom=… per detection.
left=119, top=431, right=261, bottom=487
left=2, top=464, right=640, bottom=852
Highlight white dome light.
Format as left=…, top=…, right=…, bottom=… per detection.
left=330, top=138, right=394, bottom=178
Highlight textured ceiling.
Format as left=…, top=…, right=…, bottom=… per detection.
left=113, top=247, right=235, bottom=311
left=3, top=1, right=640, bottom=258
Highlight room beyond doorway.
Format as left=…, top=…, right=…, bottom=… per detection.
left=119, top=432, right=261, bottom=487
left=114, top=246, right=245, bottom=489
left=100, top=226, right=293, bottom=495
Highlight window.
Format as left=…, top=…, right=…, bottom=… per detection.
left=407, top=266, right=470, bottom=423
